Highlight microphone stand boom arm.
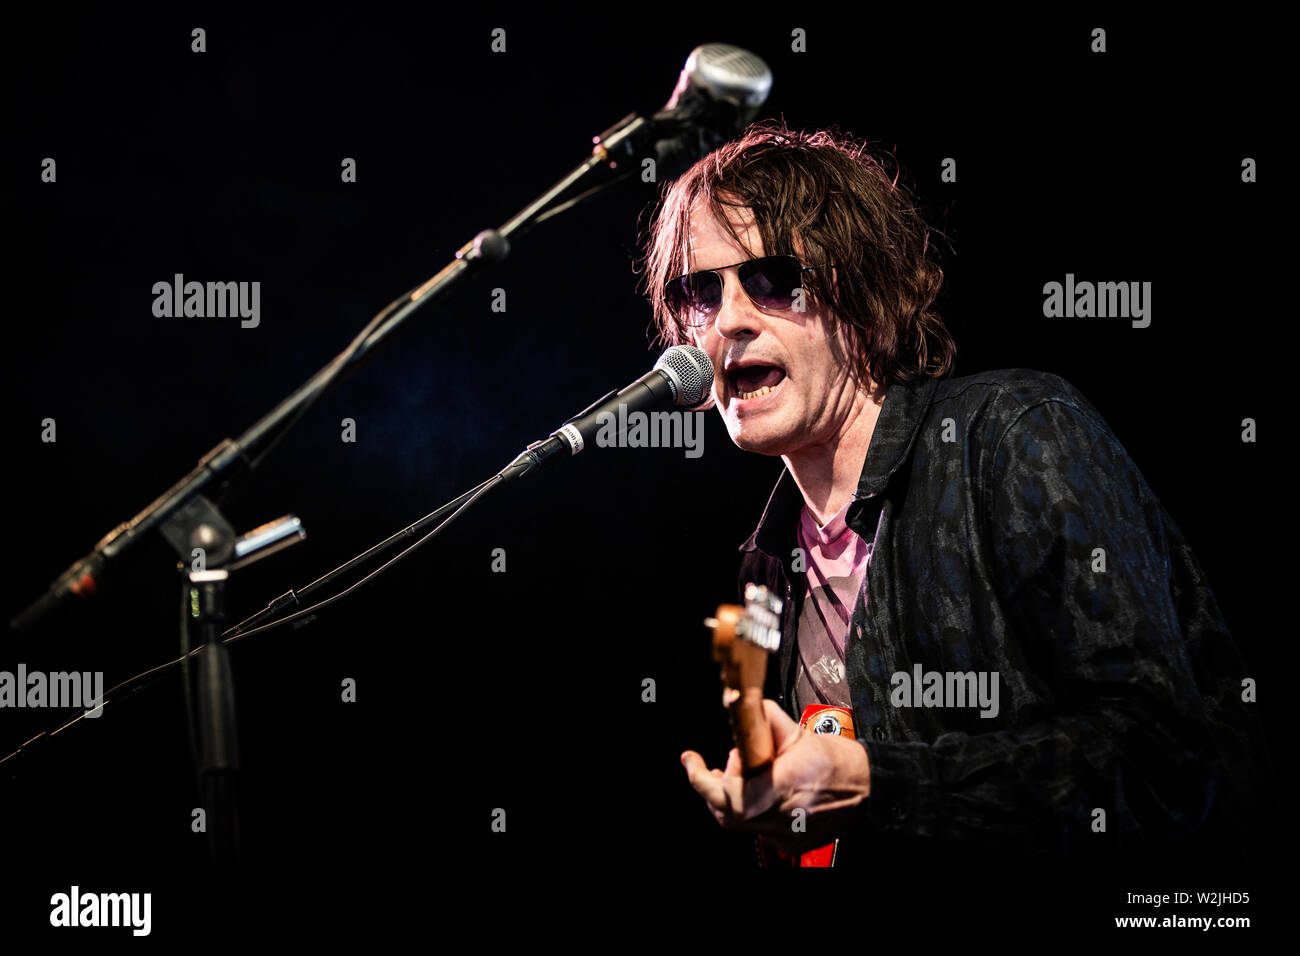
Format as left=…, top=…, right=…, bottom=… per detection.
left=10, top=140, right=636, bottom=634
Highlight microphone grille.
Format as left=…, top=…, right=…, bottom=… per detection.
left=685, top=44, right=773, bottom=110
left=654, top=345, right=714, bottom=407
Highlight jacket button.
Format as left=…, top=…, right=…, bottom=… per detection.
left=892, top=804, right=907, bottom=822
left=872, top=725, right=887, bottom=742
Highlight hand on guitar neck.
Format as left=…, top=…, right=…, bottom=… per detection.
left=681, top=585, right=872, bottom=858
left=681, top=698, right=872, bottom=854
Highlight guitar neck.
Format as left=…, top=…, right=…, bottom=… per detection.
left=707, top=585, right=783, bottom=773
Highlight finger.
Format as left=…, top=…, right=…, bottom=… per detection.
left=764, top=698, right=804, bottom=752
left=724, top=747, right=743, bottom=777
left=680, top=751, right=728, bottom=809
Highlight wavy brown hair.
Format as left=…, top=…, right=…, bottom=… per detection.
left=640, top=121, right=954, bottom=386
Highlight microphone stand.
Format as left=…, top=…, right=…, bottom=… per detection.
left=8, top=121, right=659, bottom=866
left=0, top=348, right=702, bottom=844
left=10, top=116, right=659, bottom=637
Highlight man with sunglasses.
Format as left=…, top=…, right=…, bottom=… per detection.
left=663, top=123, right=1263, bottom=867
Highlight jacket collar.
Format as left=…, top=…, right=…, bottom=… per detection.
left=739, top=374, right=942, bottom=557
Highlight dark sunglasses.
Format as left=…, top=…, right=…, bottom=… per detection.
left=663, top=255, right=817, bottom=327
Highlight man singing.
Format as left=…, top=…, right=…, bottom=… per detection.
left=655, top=123, right=1263, bottom=861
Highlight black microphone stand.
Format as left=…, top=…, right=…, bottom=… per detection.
left=7, top=115, right=676, bottom=866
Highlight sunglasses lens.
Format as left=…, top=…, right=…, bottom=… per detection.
left=741, top=257, right=803, bottom=309
left=665, top=271, right=722, bottom=325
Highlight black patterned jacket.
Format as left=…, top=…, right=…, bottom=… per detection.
left=738, top=368, right=1265, bottom=852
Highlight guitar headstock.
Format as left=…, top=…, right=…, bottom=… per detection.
left=704, top=583, right=783, bottom=774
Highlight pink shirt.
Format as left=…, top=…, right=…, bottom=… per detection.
left=792, top=499, right=873, bottom=712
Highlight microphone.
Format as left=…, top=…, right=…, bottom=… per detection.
left=652, top=44, right=774, bottom=178
left=595, top=44, right=773, bottom=180
left=503, top=345, right=714, bottom=480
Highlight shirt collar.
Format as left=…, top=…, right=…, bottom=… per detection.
left=740, top=374, right=942, bottom=557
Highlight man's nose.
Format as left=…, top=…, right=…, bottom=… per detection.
left=713, top=274, right=758, bottom=339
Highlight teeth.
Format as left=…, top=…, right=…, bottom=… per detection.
left=738, top=384, right=777, bottom=400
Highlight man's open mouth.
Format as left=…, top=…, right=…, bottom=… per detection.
left=728, top=364, right=787, bottom=401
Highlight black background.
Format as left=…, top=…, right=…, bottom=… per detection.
left=1, top=8, right=1283, bottom=943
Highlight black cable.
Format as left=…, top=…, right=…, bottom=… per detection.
left=222, top=472, right=503, bottom=645
left=1, top=470, right=506, bottom=769
left=222, top=478, right=491, bottom=638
